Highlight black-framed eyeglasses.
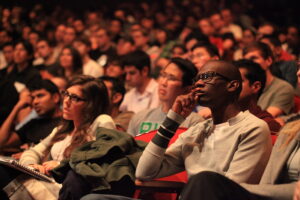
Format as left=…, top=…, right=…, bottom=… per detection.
left=193, top=71, right=232, bottom=83
left=61, top=90, right=86, bottom=102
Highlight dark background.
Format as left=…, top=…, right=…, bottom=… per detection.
left=1, top=0, right=299, bottom=26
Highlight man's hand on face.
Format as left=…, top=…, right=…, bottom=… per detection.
left=172, top=91, right=199, bottom=118
left=15, top=90, right=32, bottom=111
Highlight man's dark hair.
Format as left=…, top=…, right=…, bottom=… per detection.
left=100, top=76, right=126, bottom=106
left=184, top=30, right=209, bottom=44
left=119, top=36, right=135, bottom=45
left=122, top=50, right=151, bottom=74
left=243, top=42, right=274, bottom=60
left=171, top=44, right=187, bottom=54
left=233, top=59, right=266, bottom=98
left=260, top=35, right=281, bottom=47
left=191, top=41, right=220, bottom=58
left=1, top=42, right=14, bottom=50
left=37, top=38, right=55, bottom=48
left=28, top=79, right=59, bottom=95
left=167, top=57, right=197, bottom=87
left=74, top=36, right=91, bottom=47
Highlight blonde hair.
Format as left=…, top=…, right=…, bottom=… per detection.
left=279, top=119, right=300, bottom=148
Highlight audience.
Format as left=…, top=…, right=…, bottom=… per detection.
left=0, top=79, right=62, bottom=154
left=127, top=57, right=203, bottom=136
left=101, top=76, right=134, bottom=131
left=178, top=64, right=300, bottom=200
left=120, top=50, right=160, bottom=113
left=136, top=60, right=271, bottom=184
left=1, top=2, right=300, bottom=199
left=234, top=59, right=281, bottom=133
left=243, top=42, right=294, bottom=117
left=0, top=75, right=115, bottom=200
left=73, top=37, right=104, bottom=78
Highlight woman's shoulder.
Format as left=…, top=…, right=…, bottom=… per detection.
left=91, top=114, right=116, bottom=130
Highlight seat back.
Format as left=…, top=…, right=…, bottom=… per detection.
left=293, top=96, right=300, bottom=113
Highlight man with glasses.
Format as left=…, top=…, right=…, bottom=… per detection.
left=127, top=57, right=203, bottom=136
left=136, top=60, right=272, bottom=197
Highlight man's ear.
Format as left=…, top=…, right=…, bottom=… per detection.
left=53, top=93, right=61, bottom=104
left=142, top=66, right=149, bottom=77
left=251, top=81, right=262, bottom=94
left=112, top=92, right=123, bottom=105
left=227, top=80, right=240, bottom=92
left=266, top=56, right=273, bottom=68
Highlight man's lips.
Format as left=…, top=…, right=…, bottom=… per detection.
left=158, top=88, right=166, bottom=95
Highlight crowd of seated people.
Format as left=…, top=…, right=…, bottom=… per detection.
left=1, top=0, right=300, bottom=199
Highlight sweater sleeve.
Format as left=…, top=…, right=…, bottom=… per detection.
left=19, top=127, right=57, bottom=166
left=135, top=110, right=185, bottom=180
left=241, top=182, right=296, bottom=200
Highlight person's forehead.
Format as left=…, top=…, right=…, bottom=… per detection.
left=200, top=61, right=222, bottom=73
left=244, top=50, right=263, bottom=58
left=193, top=47, right=209, bottom=54
left=124, top=65, right=138, bottom=71
left=164, top=63, right=182, bottom=73
left=31, top=88, right=50, bottom=95
left=37, top=41, right=48, bottom=47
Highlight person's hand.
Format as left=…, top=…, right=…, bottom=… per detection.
left=275, top=117, right=285, bottom=126
left=42, top=160, right=60, bottom=176
left=294, top=180, right=300, bottom=200
left=29, top=164, right=46, bottom=174
left=15, top=90, right=32, bottom=111
left=198, top=108, right=212, bottom=119
left=11, top=152, right=23, bottom=160
left=172, top=92, right=198, bottom=118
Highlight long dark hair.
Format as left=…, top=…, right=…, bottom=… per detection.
left=60, top=45, right=83, bottom=78
left=46, top=75, right=110, bottom=158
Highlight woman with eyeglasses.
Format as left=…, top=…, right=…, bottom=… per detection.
left=0, top=75, right=115, bottom=200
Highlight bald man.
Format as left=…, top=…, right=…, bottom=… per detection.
left=136, top=60, right=272, bottom=189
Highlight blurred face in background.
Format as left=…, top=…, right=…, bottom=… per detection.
left=60, top=48, right=73, bottom=69
left=36, top=40, right=52, bottom=59
left=55, top=24, right=66, bottom=43
left=63, top=27, right=76, bottom=45
left=3, top=45, right=14, bottom=64
left=14, top=43, right=31, bottom=65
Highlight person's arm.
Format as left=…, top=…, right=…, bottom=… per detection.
left=294, top=180, right=300, bottom=200
left=136, top=93, right=197, bottom=180
left=266, top=82, right=294, bottom=117
left=267, top=106, right=284, bottom=118
left=241, top=182, right=296, bottom=200
left=19, top=128, right=57, bottom=166
left=0, top=90, right=32, bottom=147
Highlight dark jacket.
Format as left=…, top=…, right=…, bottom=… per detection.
left=52, top=127, right=147, bottom=192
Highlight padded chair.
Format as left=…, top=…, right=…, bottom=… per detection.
left=293, top=96, right=300, bottom=113
left=134, top=128, right=188, bottom=200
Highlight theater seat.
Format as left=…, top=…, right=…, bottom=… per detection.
left=134, top=128, right=188, bottom=200
left=294, top=96, right=300, bottom=113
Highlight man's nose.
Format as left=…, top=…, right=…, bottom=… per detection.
left=193, top=79, right=205, bottom=89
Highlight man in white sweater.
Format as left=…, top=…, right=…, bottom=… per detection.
left=80, top=60, right=272, bottom=200
left=136, top=60, right=272, bottom=196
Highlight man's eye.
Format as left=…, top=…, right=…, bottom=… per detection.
left=70, top=95, right=79, bottom=102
